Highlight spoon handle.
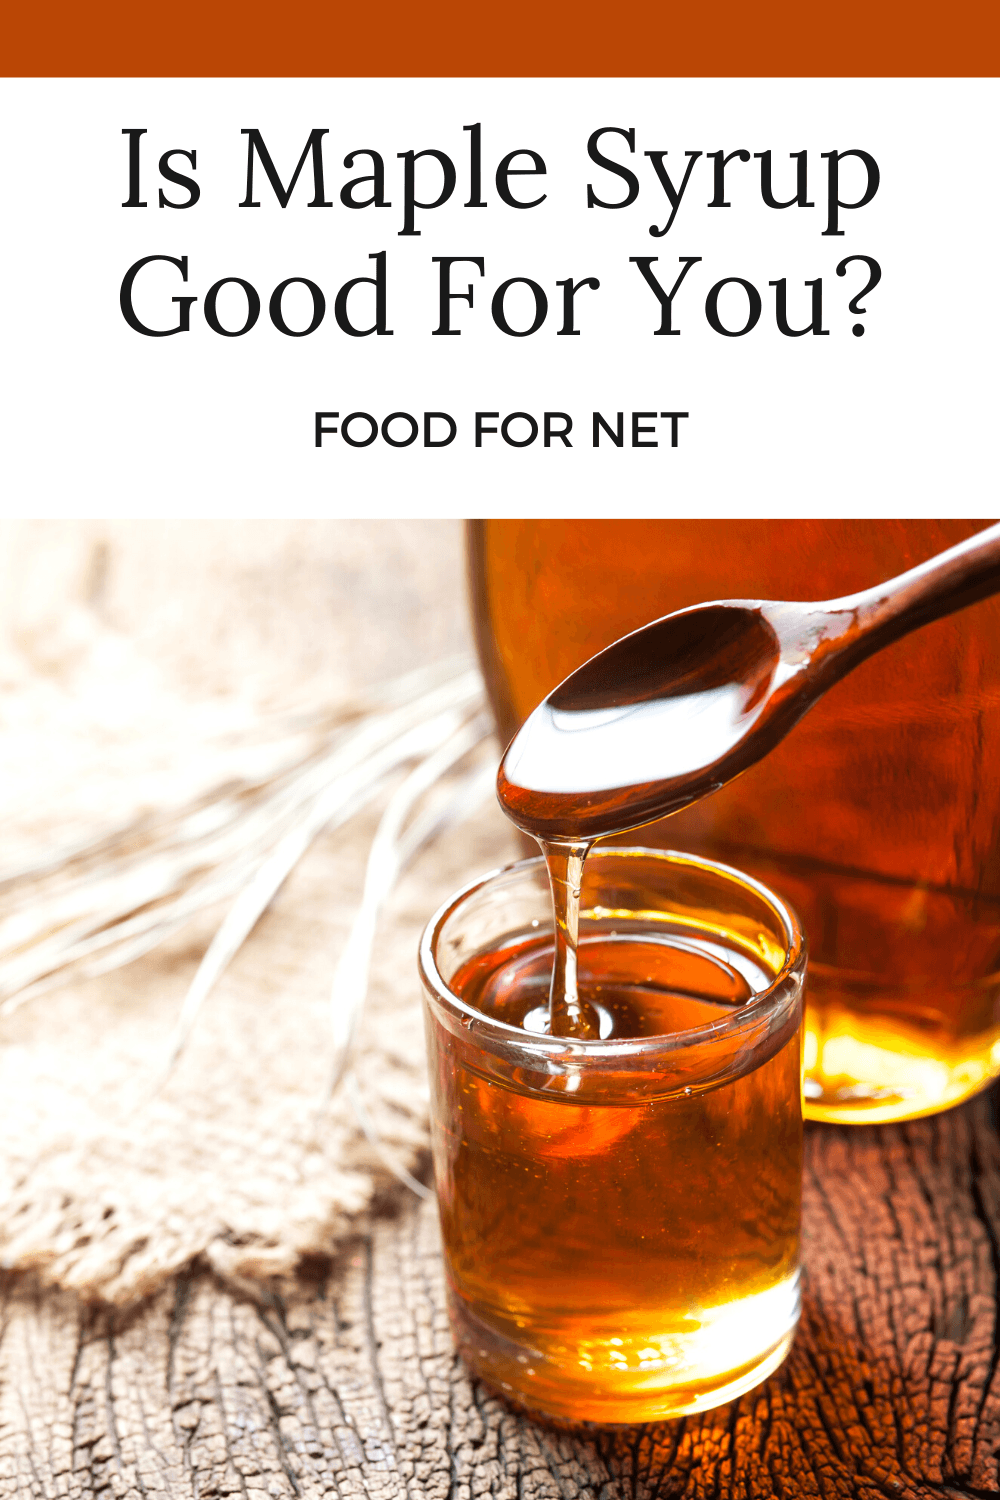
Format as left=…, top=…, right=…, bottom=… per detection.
left=827, top=521, right=1000, bottom=661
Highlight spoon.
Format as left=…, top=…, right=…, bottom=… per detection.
left=498, top=522, right=1000, bottom=843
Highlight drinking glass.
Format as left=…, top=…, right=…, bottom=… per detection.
left=419, top=846, right=806, bottom=1423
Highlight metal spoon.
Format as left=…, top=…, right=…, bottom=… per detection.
left=498, top=522, right=1000, bottom=843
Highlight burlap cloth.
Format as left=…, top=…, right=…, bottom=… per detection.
left=0, top=521, right=517, bottom=1305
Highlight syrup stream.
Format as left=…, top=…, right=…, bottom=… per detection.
left=539, top=838, right=600, bottom=1039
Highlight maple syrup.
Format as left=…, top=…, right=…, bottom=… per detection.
left=420, top=848, right=805, bottom=1421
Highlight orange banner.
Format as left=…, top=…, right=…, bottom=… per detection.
left=4, top=0, right=998, bottom=75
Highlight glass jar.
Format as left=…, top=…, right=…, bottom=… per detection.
left=467, top=519, right=1000, bottom=1124
left=419, top=846, right=805, bottom=1423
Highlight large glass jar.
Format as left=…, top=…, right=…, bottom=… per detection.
left=467, top=519, right=1000, bottom=1124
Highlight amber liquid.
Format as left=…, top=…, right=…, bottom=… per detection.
left=539, top=839, right=601, bottom=1037
left=429, top=930, right=802, bottom=1422
left=468, top=519, right=1000, bottom=1123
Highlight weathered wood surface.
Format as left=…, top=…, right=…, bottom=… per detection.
left=2, top=1093, right=999, bottom=1500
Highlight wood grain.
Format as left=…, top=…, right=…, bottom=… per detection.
left=2, top=1093, right=998, bottom=1500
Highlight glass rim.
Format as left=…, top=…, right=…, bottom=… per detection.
left=418, top=844, right=806, bottom=1064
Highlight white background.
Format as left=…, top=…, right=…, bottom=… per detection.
left=2, top=78, right=996, bottom=517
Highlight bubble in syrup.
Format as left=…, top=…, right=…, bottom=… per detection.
left=684, top=1087, right=693, bottom=1097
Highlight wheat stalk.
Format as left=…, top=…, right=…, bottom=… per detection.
left=0, top=661, right=486, bottom=1016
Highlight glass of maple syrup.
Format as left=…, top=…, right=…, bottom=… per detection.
left=419, top=845, right=806, bottom=1423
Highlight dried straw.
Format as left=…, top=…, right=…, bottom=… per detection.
left=0, top=660, right=485, bottom=1020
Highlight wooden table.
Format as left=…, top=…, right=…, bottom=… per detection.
left=3, top=1094, right=998, bottom=1500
